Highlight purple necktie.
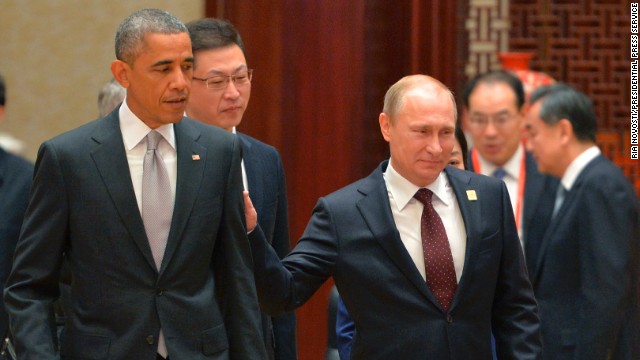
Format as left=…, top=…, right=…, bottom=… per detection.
left=141, top=130, right=172, bottom=358
left=142, top=131, right=173, bottom=270
left=414, top=188, right=457, bottom=312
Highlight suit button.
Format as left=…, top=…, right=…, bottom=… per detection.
left=446, top=315, right=453, bottom=324
left=146, top=335, right=155, bottom=345
left=156, top=288, right=165, bottom=296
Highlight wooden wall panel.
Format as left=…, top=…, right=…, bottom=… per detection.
left=207, top=1, right=366, bottom=359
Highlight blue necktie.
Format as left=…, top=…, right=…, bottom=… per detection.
left=492, top=168, right=507, bottom=180
left=552, top=185, right=567, bottom=219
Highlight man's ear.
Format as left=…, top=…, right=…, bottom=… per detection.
left=379, top=112, right=392, bottom=142
left=111, top=60, right=131, bottom=88
left=556, top=118, right=574, bottom=145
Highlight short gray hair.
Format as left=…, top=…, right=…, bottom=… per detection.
left=98, top=79, right=126, bottom=117
left=115, top=8, right=188, bottom=64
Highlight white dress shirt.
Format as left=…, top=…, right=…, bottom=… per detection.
left=384, top=161, right=467, bottom=282
left=119, top=99, right=176, bottom=357
left=231, top=127, right=249, bottom=191
left=476, top=144, right=524, bottom=242
left=119, top=99, right=177, bottom=214
left=476, top=144, right=523, bottom=221
left=560, top=146, right=601, bottom=191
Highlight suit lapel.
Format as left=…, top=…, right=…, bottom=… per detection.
left=356, top=162, right=440, bottom=308
left=522, top=153, right=545, bottom=226
left=531, top=157, right=602, bottom=283
left=445, top=167, right=481, bottom=310
left=159, top=120, right=206, bottom=274
left=89, top=114, right=157, bottom=271
left=239, top=134, right=263, bottom=213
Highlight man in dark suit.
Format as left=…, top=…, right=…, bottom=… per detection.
left=462, top=70, right=558, bottom=264
left=246, top=75, right=542, bottom=359
left=185, top=18, right=296, bottom=360
left=4, top=9, right=266, bottom=360
left=334, top=119, right=471, bottom=360
left=524, top=83, right=639, bottom=360
left=0, top=73, right=33, bottom=342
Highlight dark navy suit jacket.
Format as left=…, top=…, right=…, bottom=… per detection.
left=529, top=154, right=640, bottom=360
left=250, top=161, right=542, bottom=360
left=336, top=151, right=557, bottom=359
left=238, top=133, right=297, bottom=360
left=0, top=148, right=32, bottom=338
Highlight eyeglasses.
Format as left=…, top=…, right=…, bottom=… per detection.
left=192, top=69, right=253, bottom=90
left=468, top=112, right=518, bottom=130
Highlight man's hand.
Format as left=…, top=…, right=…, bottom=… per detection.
left=243, top=190, right=258, bottom=233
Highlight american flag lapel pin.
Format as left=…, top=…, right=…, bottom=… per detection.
left=466, top=190, right=477, bottom=201
left=192, top=154, right=201, bottom=161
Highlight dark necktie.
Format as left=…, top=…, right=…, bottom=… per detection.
left=414, top=188, right=457, bottom=312
left=552, top=184, right=567, bottom=219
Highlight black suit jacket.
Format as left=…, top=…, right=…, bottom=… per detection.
left=529, top=154, right=640, bottom=360
left=250, top=161, right=542, bottom=359
left=0, top=148, right=32, bottom=338
left=238, top=133, right=296, bottom=360
left=4, top=111, right=266, bottom=359
left=467, top=150, right=558, bottom=268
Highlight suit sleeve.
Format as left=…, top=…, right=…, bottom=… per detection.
left=215, top=138, right=268, bottom=359
left=491, top=182, right=543, bottom=360
left=4, top=142, right=68, bottom=359
left=0, top=159, right=32, bottom=337
left=269, top=153, right=298, bottom=360
left=249, top=197, right=337, bottom=316
left=573, top=177, right=639, bottom=359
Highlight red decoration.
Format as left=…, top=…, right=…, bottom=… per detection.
left=498, top=52, right=556, bottom=106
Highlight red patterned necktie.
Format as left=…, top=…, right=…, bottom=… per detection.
left=414, top=188, right=457, bottom=312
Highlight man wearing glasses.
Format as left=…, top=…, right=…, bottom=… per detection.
left=185, top=18, right=296, bottom=360
left=461, top=70, right=558, bottom=265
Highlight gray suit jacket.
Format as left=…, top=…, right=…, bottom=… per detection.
left=4, top=111, right=266, bottom=360
left=250, top=161, right=542, bottom=360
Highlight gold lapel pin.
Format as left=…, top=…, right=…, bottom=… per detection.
left=466, top=190, right=477, bottom=201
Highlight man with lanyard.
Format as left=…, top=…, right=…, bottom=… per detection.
left=462, top=70, right=558, bottom=263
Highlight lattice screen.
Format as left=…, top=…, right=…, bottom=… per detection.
left=510, top=0, right=638, bottom=191
left=465, top=0, right=639, bottom=192
left=465, top=0, right=511, bottom=78
left=510, top=0, right=629, bottom=131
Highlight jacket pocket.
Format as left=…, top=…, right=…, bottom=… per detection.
left=60, top=331, right=111, bottom=359
left=561, top=328, right=576, bottom=347
left=202, top=324, right=229, bottom=355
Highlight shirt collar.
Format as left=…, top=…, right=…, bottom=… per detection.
left=477, top=142, right=524, bottom=179
left=119, top=98, right=176, bottom=150
left=561, top=145, right=600, bottom=191
left=385, top=159, right=451, bottom=211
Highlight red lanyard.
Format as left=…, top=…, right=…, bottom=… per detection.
left=471, top=147, right=526, bottom=231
